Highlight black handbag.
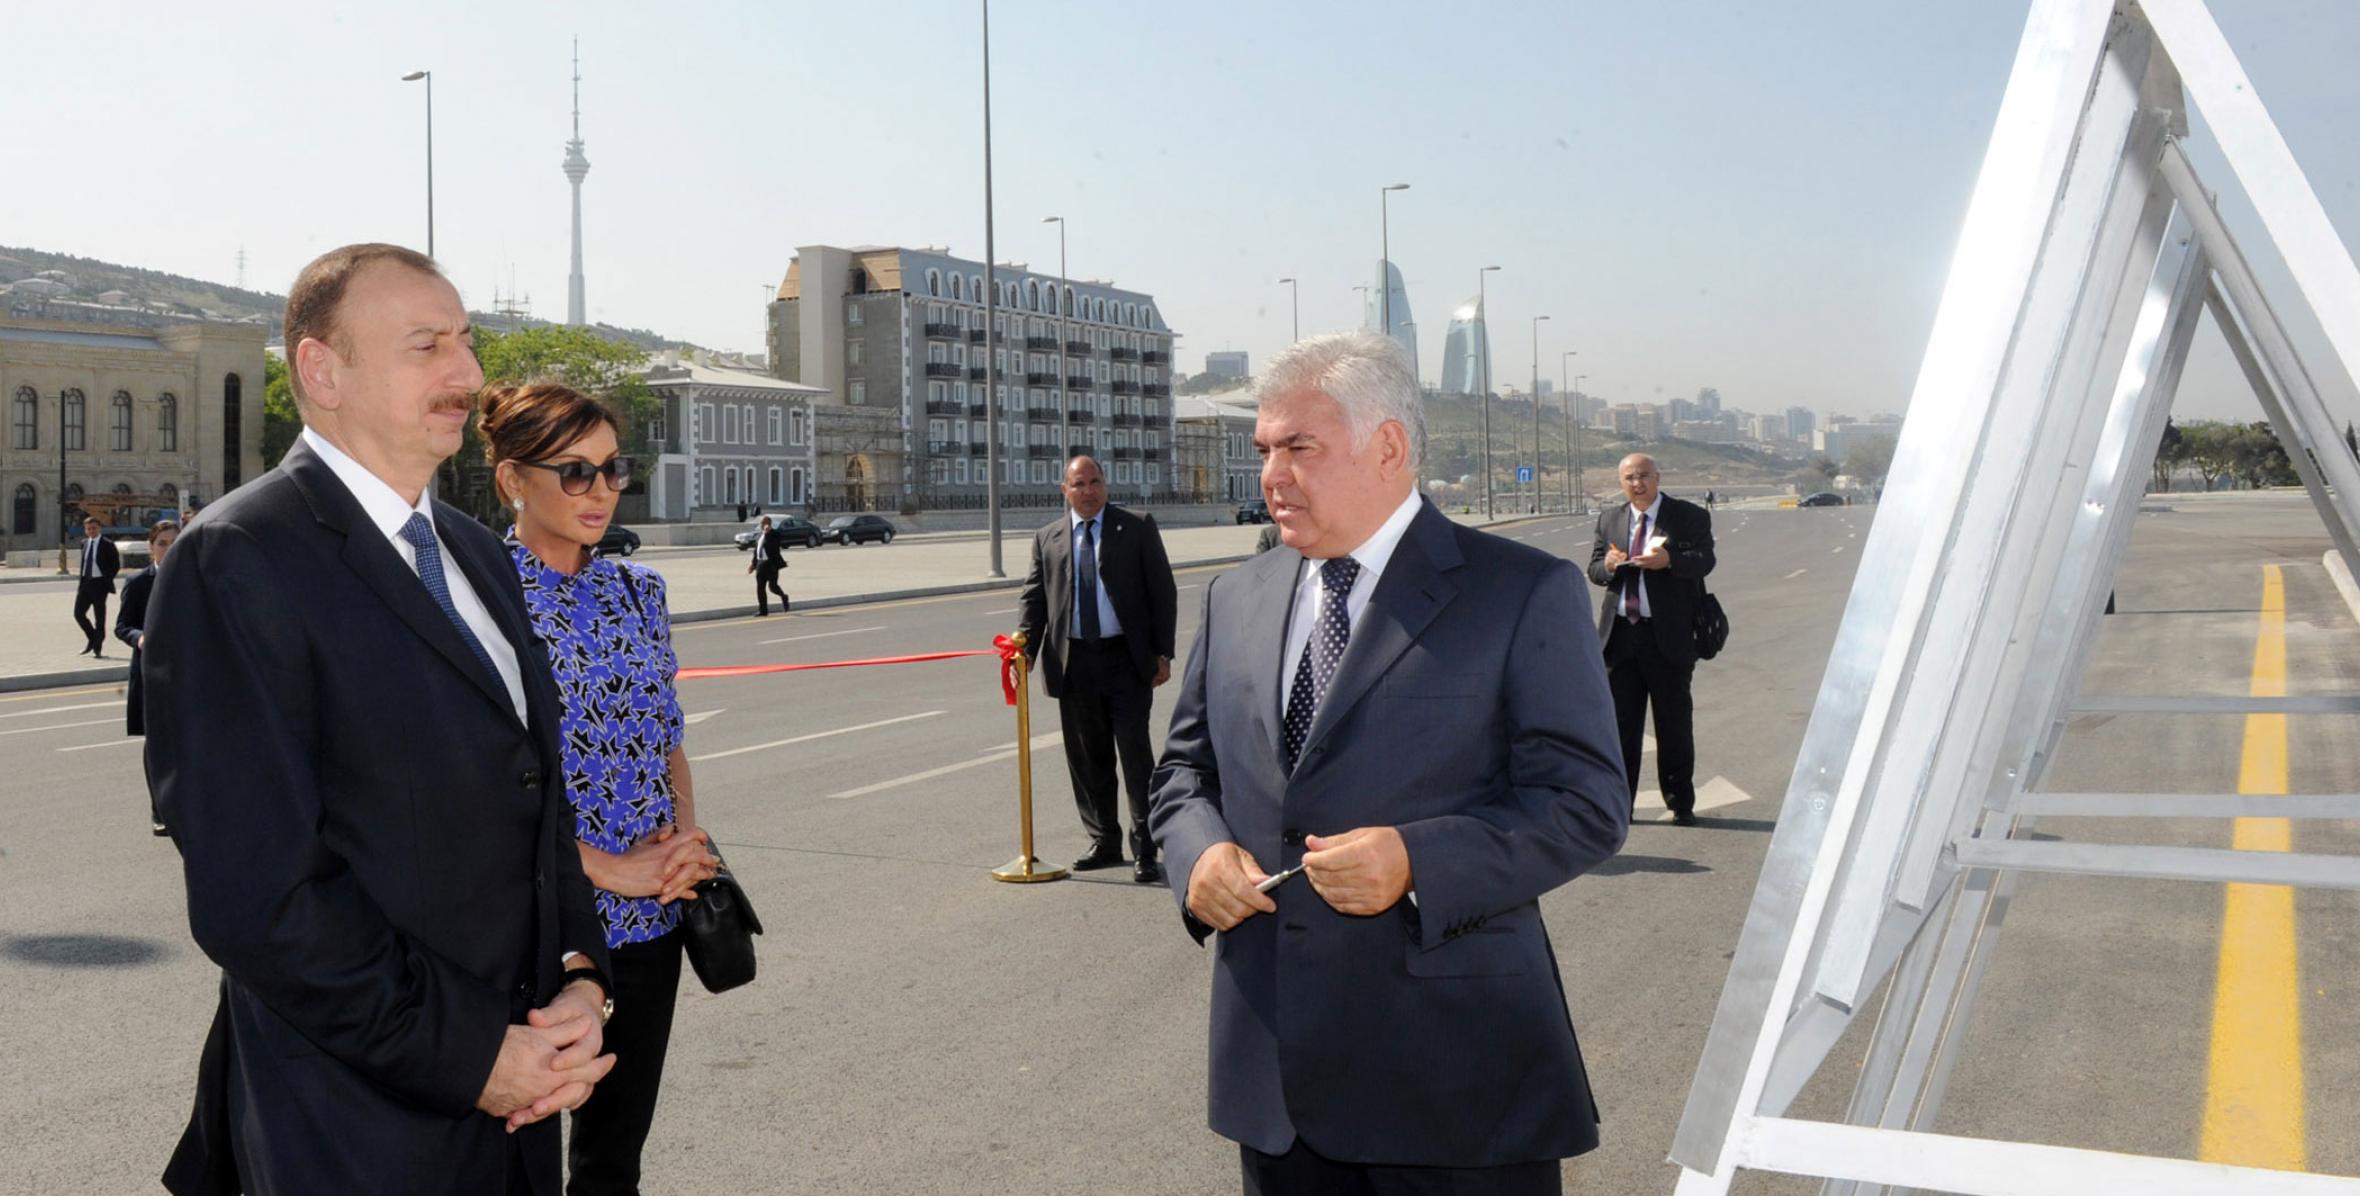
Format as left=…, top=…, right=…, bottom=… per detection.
left=1693, top=589, right=1729, bottom=661
left=680, top=848, right=764, bottom=994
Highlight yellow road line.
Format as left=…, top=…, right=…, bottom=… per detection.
left=2199, top=564, right=2306, bottom=1171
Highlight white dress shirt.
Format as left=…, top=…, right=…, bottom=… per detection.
left=302, top=428, right=529, bottom=725
left=1622, top=493, right=1665, bottom=620
left=1280, top=488, right=1425, bottom=722
left=1069, top=508, right=1126, bottom=639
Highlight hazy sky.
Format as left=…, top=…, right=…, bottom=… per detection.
left=8, top=0, right=2359, bottom=422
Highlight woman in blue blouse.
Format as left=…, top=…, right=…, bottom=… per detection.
left=482, top=381, right=718, bottom=1196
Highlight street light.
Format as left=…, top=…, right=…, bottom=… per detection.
left=1276, top=277, right=1299, bottom=343
left=400, top=70, right=434, bottom=257
left=1044, top=215, right=1070, bottom=461
left=1477, top=264, right=1501, bottom=519
left=1561, top=353, right=1580, bottom=515
left=1573, top=370, right=1590, bottom=513
left=980, top=0, right=1003, bottom=578
left=1530, top=314, right=1550, bottom=513
left=1379, top=184, right=1409, bottom=340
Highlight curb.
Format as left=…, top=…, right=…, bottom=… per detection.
left=2324, top=549, right=2360, bottom=630
left=0, top=664, right=127, bottom=695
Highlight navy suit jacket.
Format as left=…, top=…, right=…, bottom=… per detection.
left=1018, top=504, right=1179, bottom=698
left=146, top=439, right=607, bottom=1196
left=1149, top=497, right=1629, bottom=1167
left=1586, top=495, right=1716, bottom=665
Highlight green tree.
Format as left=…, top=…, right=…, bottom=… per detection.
left=443, top=325, right=657, bottom=526
left=1842, top=433, right=1897, bottom=485
left=2152, top=417, right=2184, bottom=492
left=261, top=352, right=301, bottom=471
left=1799, top=454, right=1839, bottom=490
left=2180, top=421, right=2235, bottom=490
left=2227, top=421, right=2297, bottom=489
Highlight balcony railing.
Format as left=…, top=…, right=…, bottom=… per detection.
left=1111, top=446, right=1141, bottom=460
left=967, top=328, right=988, bottom=343
left=1065, top=340, right=1092, bottom=355
left=1141, top=350, right=1170, bottom=365
left=966, top=366, right=988, bottom=381
left=926, top=441, right=961, bottom=455
left=925, top=400, right=963, bottom=416
left=1068, top=403, right=1097, bottom=419
left=966, top=402, right=990, bottom=417
left=924, top=322, right=963, bottom=339
left=968, top=440, right=990, bottom=455
left=1110, top=413, right=1140, bottom=427
left=1025, top=372, right=1059, bottom=386
left=923, top=362, right=961, bottom=378
left=1065, top=374, right=1092, bottom=389
left=1110, top=379, right=1140, bottom=395
left=1025, top=335, right=1059, bottom=351
left=1143, top=382, right=1171, bottom=397
left=1108, top=346, right=1139, bottom=362
left=1144, top=447, right=1166, bottom=462
left=1027, top=401, right=1060, bottom=419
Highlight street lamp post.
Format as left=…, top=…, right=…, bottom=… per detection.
left=1477, top=264, right=1500, bottom=519
left=1561, top=353, right=1579, bottom=514
left=400, top=70, right=434, bottom=257
left=1530, top=314, right=1550, bottom=513
left=1573, top=372, right=1590, bottom=513
left=1044, top=215, right=1069, bottom=462
left=1277, top=277, right=1299, bottom=343
left=1379, top=184, right=1409, bottom=340
left=980, top=0, right=1003, bottom=578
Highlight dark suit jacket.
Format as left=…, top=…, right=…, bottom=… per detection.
left=115, top=566, right=156, bottom=735
left=1018, top=505, right=1178, bottom=699
left=1149, top=498, right=1629, bottom=1167
left=1585, top=494, right=1716, bottom=664
left=78, top=535, right=121, bottom=593
left=146, top=439, right=608, bottom=1196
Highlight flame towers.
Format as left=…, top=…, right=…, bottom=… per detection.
left=562, top=39, right=590, bottom=326
left=1363, top=260, right=1418, bottom=380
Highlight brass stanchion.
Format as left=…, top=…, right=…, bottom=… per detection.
left=992, top=631, right=1067, bottom=884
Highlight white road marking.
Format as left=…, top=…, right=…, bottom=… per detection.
left=756, top=626, right=885, bottom=646
left=1179, top=584, right=1203, bottom=591
left=1632, top=776, right=1755, bottom=822
left=58, top=737, right=143, bottom=753
left=1784, top=568, right=1810, bottom=580
left=1831, top=545, right=1847, bottom=555
left=832, top=732, right=1065, bottom=799
left=689, top=711, right=944, bottom=763
left=0, top=717, right=117, bottom=738
left=981, top=607, right=1019, bottom=617
left=684, top=710, right=724, bottom=726
left=1, top=700, right=118, bottom=720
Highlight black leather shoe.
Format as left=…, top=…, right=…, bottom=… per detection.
left=1133, top=857, right=1164, bottom=884
left=1673, top=811, right=1699, bottom=827
left=1072, top=847, right=1125, bottom=871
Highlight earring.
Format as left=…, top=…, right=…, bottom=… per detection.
left=512, top=498, right=526, bottom=511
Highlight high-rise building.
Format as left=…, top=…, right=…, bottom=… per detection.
left=1362, top=260, right=1419, bottom=380
left=561, top=40, right=591, bottom=327
left=1438, top=297, right=1490, bottom=395
left=767, top=244, right=1178, bottom=509
left=1203, top=351, right=1250, bottom=381
left=1785, top=405, right=1817, bottom=442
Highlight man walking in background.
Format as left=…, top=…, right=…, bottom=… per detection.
left=71, top=514, right=120, bottom=657
left=1587, top=452, right=1716, bottom=825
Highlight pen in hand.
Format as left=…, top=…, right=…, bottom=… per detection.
left=1255, top=864, right=1304, bottom=895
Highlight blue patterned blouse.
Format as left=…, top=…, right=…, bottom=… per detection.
left=510, top=539, right=687, bottom=948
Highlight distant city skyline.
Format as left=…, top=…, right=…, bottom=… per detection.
left=7, top=2, right=2358, bottom=424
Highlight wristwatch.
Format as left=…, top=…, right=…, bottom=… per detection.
left=558, top=954, right=615, bottom=1023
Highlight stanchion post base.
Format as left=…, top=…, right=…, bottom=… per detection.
left=990, top=856, right=1070, bottom=884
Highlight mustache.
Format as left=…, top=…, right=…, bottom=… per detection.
left=429, top=392, right=477, bottom=415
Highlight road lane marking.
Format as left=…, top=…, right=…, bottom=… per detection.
left=1, top=700, right=118, bottom=720
left=982, top=608, right=1018, bottom=617
left=688, top=711, right=944, bottom=763
left=0, top=717, right=117, bottom=737
left=1831, top=545, right=1847, bottom=555
left=756, top=625, right=884, bottom=646
left=684, top=710, right=724, bottom=726
left=1783, top=568, right=1809, bottom=580
left=58, top=737, right=142, bottom=753
left=1632, top=776, right=1753, bottom=822
left=0, top=685, right=117, bottom=703
left=830, top=732, right=1064, bottom=799
left=2199, top=564, right=2305, bottom=1171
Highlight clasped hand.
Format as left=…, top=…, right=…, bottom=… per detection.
left=477, top=981, right=615, bottom=1132
left=1185, top=826, right=1413, bottom=930
left=592, top=824, right=719, bottom=904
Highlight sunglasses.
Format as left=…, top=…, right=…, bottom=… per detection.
left=518, top=456, right=633, bottom=496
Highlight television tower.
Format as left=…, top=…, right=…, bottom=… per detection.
left=562, top=38, right=590, bottom=326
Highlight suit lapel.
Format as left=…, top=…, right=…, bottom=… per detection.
left=1236, top=547, right=1300, bottom=763
left=284, top=442, right=522, bottom=728
left=1297, top=502, right=1462, bottom=766
left=1047, top=519, right=1072, bottom=644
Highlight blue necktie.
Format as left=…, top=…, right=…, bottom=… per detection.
left=1282, top=556, right=1361, bottom=771
left=1075, top=518, right=1102, bottom=642
left=398, top=513, right=500, bottom=682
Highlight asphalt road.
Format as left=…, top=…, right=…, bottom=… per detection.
left=0, top=494, right=2350, bottom=1193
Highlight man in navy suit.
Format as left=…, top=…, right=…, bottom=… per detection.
left=147, top=243, right=615, bottom=1195
left=71, top=514, right=121, bottom=657
left=1151, top=331, right=1628, bottom=1194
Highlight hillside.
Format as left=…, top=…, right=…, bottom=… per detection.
left=1422, top=392, right=1800, bottom=489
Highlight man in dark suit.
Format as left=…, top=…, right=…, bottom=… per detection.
left=1152, top=331, right=1628, bottom=1194
left=1020, top=453, right=1180, bottom=882
left=71, top=514, right=121, bottom=657
left=146, top=243, right=616, bottom=1196
left=1586, top=452, right=1716, bottom=826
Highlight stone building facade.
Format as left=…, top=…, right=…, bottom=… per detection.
left=1172, top=394, right=1260, bottom=504
left=636, top=351, right=823, bottom=520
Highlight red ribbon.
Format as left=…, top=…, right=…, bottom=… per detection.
left=677, top=639, right=1029, bottom=708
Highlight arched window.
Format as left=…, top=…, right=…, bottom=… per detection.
left=62, top=389, right=86, bottom=451
left=110, top=391, right=134, bottom=451
left=112, top=481, right=135, bottom=497
left=62, top=482, right=85, bottom=526
left=970, top=275, right=983, bottom=302
left=11, top=482, right=34, bottom=536
left=724, top=467, right=740, bottom=504
left=158, top=393, right=178, bottom=451
left=927, top=268, right=942, bottom=296
left=1094, top=298, right=1106, bottom=322
left=951, top=273, right=965, bottom=301
left=223, top=374, right=244, bottom=487
left=1024, top=280, right=1038, bottom=311
left=768, top=467, right=783, bottom=506
left=158, top=482, right=178, bottom=511
left=1063, top=285, right=1074, bottom=316
left=791, top=409, right=806, bottom=444
left=11, top=387, right=34, bottom=450
left=790, top=467, right=805, bottom=504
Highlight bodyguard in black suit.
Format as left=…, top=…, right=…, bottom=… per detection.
left=71, top=514, right=121, bottom=657
left=1019, top=454, right=1179, bottom=881
left=1586, top=452, right=1716, bottom=824
left=147, top=244, right=615, bottom=1196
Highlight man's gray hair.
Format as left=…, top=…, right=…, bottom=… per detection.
left=1256, top=330, right=1425, bottom=469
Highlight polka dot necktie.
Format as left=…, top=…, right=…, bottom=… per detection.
left=1282, top=556, right=1361, bottom=772
left=397, top=512, right=500, bottom=683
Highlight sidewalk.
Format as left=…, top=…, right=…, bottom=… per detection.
left=0, top=513, right=1553, bottom=692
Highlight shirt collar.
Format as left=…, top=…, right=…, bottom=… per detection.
left=1069, top=507, right=1104, bottom=534
left=1306, top=489, right=1424, bottom=590
left=1633, top=493, right=1664, bottom=523
left=303, top=426, right=433, bottom=539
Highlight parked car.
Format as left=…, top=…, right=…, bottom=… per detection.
left=1236, top=498, right=1271, bottom=524
left=734, top=515, right=825, bottom=551
left=822, top=514, right=898, bottom=545
left=1798, top=492, right=1848, bottom=508
left=595, top=524, right=642, bottom=557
